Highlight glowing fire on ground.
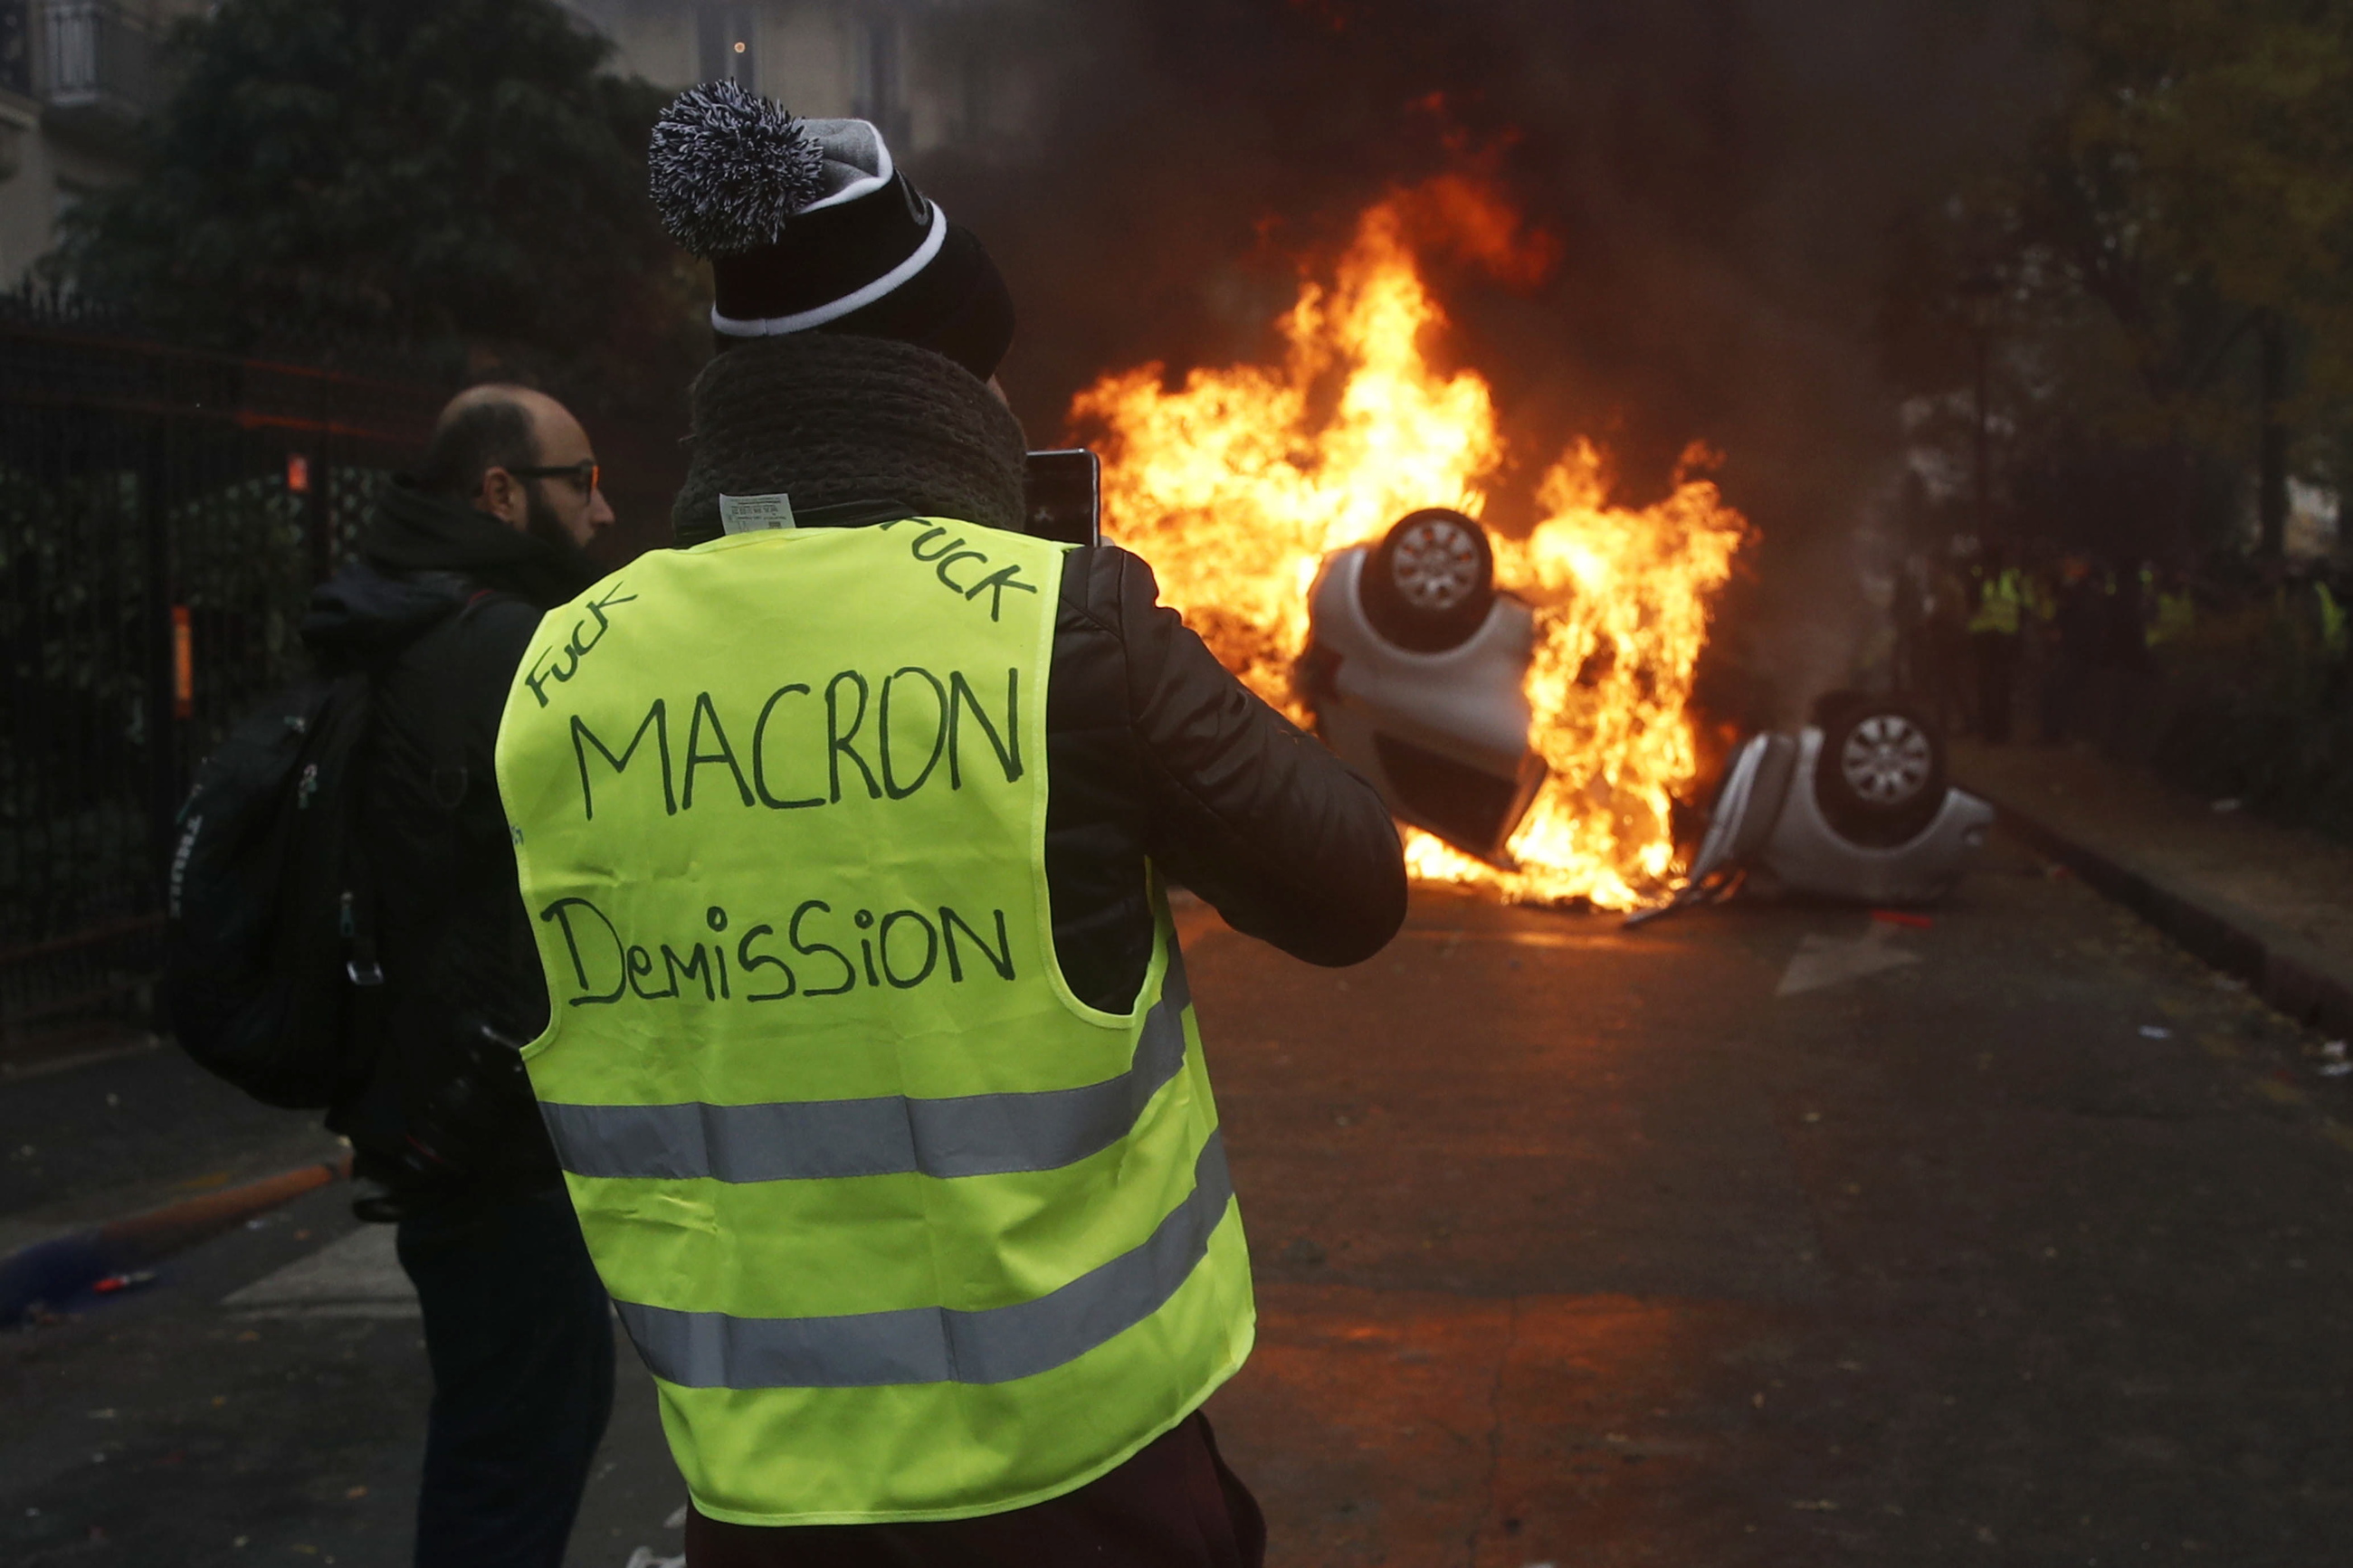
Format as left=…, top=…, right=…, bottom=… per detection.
left=1070, top=179, right=1749, bottom=909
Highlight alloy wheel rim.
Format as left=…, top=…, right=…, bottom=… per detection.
left=1840, top=714, right=1933, bottom=804
left=1391, top=518, right=1484, bottom=611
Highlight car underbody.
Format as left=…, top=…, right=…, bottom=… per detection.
left=1299, top=508, right=1993, bottom=910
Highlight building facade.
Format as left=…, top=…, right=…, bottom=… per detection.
left=0, top=0, right=1046, bottom=284
left=555, top=0, right=1046, bottom=159
left=0, top=0, right=203, bottom=283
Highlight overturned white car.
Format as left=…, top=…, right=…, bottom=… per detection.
left=1294, top=508, right=1994, bottom=909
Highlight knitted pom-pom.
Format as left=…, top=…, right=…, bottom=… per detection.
left=649, top=81, right=828, bottom=257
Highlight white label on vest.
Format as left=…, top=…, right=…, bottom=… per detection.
left=719, top=492, right=796, bottom=534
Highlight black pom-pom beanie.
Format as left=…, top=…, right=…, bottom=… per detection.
left=649, top=82, right=1015, bottom=381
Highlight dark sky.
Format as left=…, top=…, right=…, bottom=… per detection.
left=931, top=0, right=2045, bottom=710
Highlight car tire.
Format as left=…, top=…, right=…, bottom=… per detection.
left=1360, top=508, right=1496, bottom=652
left=1813, top=694, right=1946, bottom=847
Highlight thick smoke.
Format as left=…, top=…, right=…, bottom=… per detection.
left=925, top=0, right=2043, bottom=728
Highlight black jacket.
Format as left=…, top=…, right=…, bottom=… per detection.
left=304, top=486, right=604, bottom=1194
left=305, top=501, right=1407, bottom=1195
left=1044, top=543, right=1408, bottom=1005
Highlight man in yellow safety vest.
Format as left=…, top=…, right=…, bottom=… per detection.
left=495, top=85, right=1407, bottom=1566
left=2148, top=569, right=2196, bottom=649
left=1967, top=546, right=2025, bottom=742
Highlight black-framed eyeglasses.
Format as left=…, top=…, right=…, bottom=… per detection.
left=507, top=460, right=601, bottom=493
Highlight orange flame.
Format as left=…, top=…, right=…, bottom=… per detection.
left=1390, top=170, right=1563, bottom=290
left=1071, top=179, right=1749, bottom=909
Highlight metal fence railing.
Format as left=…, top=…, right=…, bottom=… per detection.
left=0, top=299, right=441, bottom=1060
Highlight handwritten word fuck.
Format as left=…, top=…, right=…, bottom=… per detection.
left=875, top=518, right=1043, bottom=622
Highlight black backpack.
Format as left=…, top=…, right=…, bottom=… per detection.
left=163, top=671, right=392, bottom=1108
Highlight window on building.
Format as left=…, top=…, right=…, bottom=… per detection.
left=960, top=48, right=989, bottom=141
left=853, top=15, right=905, bottom=143
left=697, top=5, right=757, bottom=92
left=0, top=0, right=28, bottom=99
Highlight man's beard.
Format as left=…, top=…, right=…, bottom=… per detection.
left=522, top=483, right=581, bottom=555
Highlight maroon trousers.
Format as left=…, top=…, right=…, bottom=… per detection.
left=683, top=1413, right=1266, bottom=1568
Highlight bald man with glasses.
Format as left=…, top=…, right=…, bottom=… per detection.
left=300, top=383, right=618, bottom=1567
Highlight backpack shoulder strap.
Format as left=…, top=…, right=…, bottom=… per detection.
left=338, top=588, right=491, bottom=987
left=338, top=675, right=388, bottom=991
left=395, top=584, right=534, bottom=810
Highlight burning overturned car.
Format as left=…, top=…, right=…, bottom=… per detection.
left=1294, top=507, right=1994, bottom=913
left=1071, top=169, right=1986, bottom=912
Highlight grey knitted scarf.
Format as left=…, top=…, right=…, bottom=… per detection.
left=672, top=332, right=1027, bottom=546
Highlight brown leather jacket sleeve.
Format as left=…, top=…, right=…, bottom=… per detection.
left=1045, top=545, right=1406, bottom=1001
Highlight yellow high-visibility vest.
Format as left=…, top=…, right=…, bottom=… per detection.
left=2320, top=582, right=2348, bottom=658
left=495, top=520, right=1253, bottom=1526
left=1969, top=567, right=2024, bottom=636
left=2150, top=589, right=2196, bottom=648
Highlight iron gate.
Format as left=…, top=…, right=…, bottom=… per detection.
left=0, top=302, right=439, bottom=1060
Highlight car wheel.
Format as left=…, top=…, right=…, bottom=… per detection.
left=1360, top=508, right=1496, bottom=652
left=1813, top=696, right=1946, bottom=846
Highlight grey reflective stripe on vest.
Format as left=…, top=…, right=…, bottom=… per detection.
left=539, top=954, right=1192, bottom=1183
left=614, top=1131, right=1234, bottom=1389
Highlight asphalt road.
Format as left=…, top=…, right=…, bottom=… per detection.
left=5, top=827, right=2352, bottom=1566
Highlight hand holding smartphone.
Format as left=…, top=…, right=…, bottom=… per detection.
left=1023, top=449, right=1100, bottom=546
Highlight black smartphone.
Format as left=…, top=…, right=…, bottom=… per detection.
left=1024, top=449, right=1100, bottom=546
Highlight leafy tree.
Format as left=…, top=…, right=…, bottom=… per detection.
left=53, top=0, right=696, bottom=389
left=2053, top=1, right=2353, bottom=385
left=1881, top=0, right=2353, bottom=556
